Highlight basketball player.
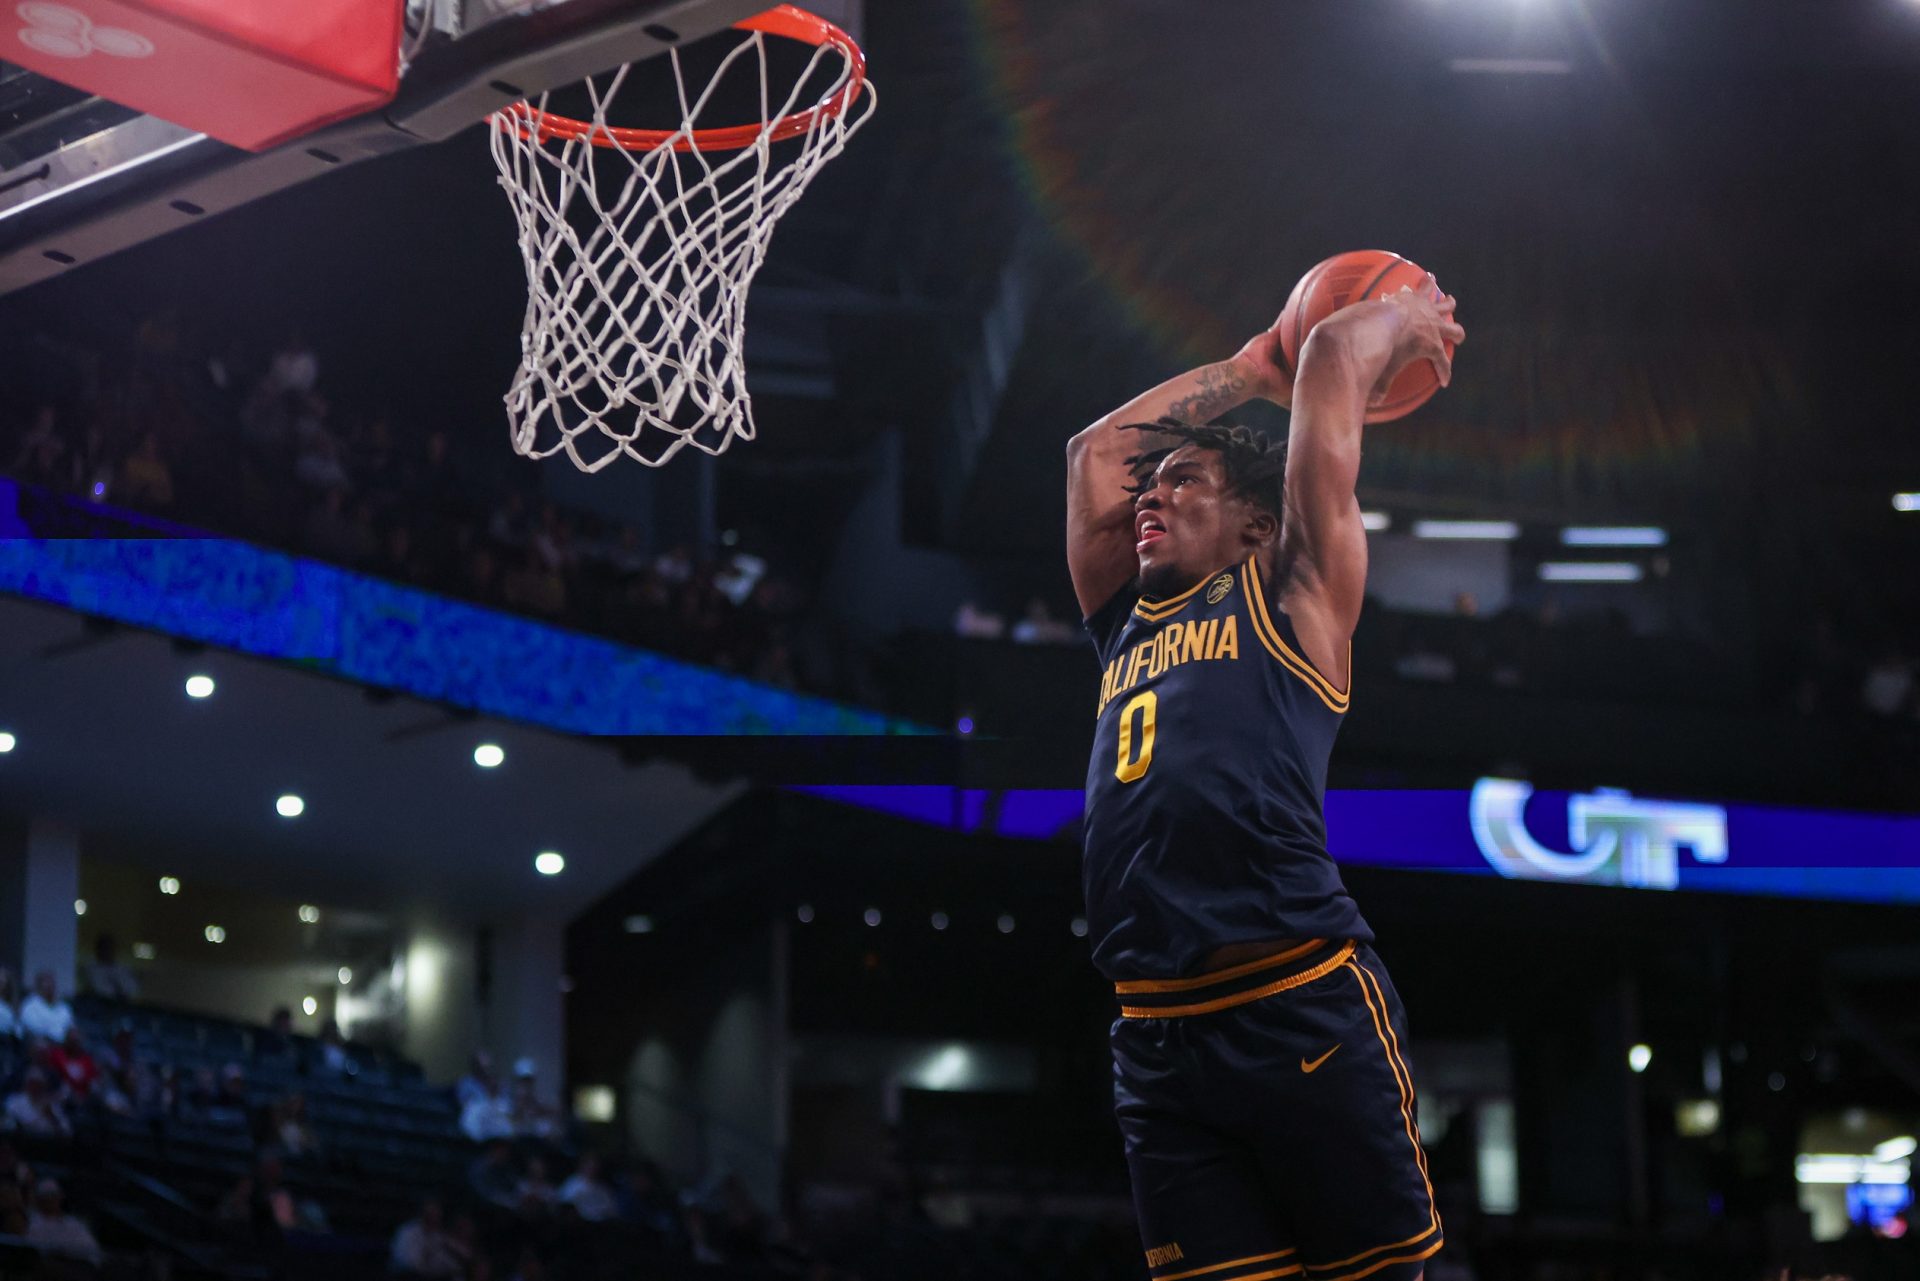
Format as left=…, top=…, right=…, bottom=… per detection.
left=1067, top=277, right=1464, bottom=1281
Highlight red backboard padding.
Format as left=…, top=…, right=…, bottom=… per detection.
left=11, top=0, right=401, bottom=152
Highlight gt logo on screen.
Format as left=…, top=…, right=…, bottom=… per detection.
left=1469, top=778, right=1728, bottom=890
left=16, top=1, right=154, bottom=59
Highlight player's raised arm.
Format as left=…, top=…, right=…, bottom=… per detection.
left=1065, top=348, right=1293, bottom=618
left=1279, top=278, right=1464, bottom=639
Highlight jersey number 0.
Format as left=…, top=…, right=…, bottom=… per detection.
left=1115, top=690, right=1157, bottom=783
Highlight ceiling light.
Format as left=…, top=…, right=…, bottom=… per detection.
left=73, top=899, right=86, bottom=916
left=930, top=912, right=949, bottom=931
left=997, top=914, right=1016, bottom=934
left=337, top=967, right=352, bottom=985
left=1894, top=493, right=1920, bottom=513
left=158, top=876, right=180, bottom=895
left=301, top=996, right=317, bottom=1017
left=1560, top=526, right=1667, bottom=547
left=0, top=732, right=14, bottom=753
left=204, top=925, right=226, bottom=944
left=1874, top=1136, right=1918, bottom=1162
left=1628, top=1044, right=1652, bottom=1073
left=184, top=674, right=215, bottom=698
left=1071, top=917, right=1088, bottom=938
left=863, top=908, right=881, bottom=927
left=474, top=743, right=505, bottom=768
left=132, top=943, right=155, bottom=960
left=534, top=851, right=565, bottom=876
left=1539, top=562, right=1644, bottom=583
left=796, top=904, right=814, bottom=924
left=298, top=904, right=320, bottom=924
left=1412, top=520, right=1520, bottom=540
left=1360, top=511, right=1392, bottom=532
left=1448, top=58, right=1572, bottom=75
left=276, top=794, right=305, bottom=818
left=624, top=915, right=654, bottom=934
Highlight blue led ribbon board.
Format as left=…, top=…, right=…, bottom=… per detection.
left=0, top=481, right=919, bottom=737
left=791, top=781, right=1920, bottom=907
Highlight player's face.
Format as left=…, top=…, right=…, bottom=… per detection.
left=1133, top=446, right=1246, bottom=596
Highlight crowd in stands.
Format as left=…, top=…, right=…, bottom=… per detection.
left=4, top=321, right=811, bottom=693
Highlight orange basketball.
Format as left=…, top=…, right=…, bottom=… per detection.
left=1276, top=250, right=1453, bottom=424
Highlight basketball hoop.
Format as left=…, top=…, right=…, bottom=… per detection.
left=488, top=5, right=875, bottom=471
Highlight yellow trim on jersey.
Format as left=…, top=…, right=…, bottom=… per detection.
left=1241, top=556, right=1350, bottom=714
left=1155, top=1248, right=1297, bottom=1281
left=1133, top=566, right=1227, bottom=623
left=1307, top=1239, right=1442, bottom=1281
left=1119, top=943, right=1355, bottom=1019
left=1305, top=958, right=1437, bottom=1278
left=1114, top=940, right=1325, bottom=995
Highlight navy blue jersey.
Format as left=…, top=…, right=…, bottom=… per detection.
left=1082, top=553, right=1373, bottom=980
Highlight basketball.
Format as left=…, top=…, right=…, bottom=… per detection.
left=1276, top=250, right=1453, bottom=423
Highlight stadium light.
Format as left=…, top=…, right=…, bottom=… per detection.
left=301, top=996, right=317, bottom=1017
left=931, top=911, right=949, bottom=931
left=1560, top=527, right=1668, bottom=547
left=185, top=674, right=215, bottom=698
left=997, top=914, right=1016, bottom=934
left=1539, top=562, right=1644, bottom=583
left=534, top=851, right=565, bottom=876
left=0, top=732, right=15, bottom=753
left=624, top=914, right=654, bottom=934
left=474, top=743, right=505, bottom=768
left=1796, top=1154, right=1913, bottom=1185
left=337, top=967, right=352, bottom=985
left=1070, top=917, right=1088, bottom=938
left=1448, top=58, right=1572, bottom=75
left=863, top=907, right=882, bottom=927
left=1360, top=511, right=1392, bottom=532
left=1895, top=493, right=1920, bottom=513
left=1412, top=520, right=1520, bottom=541
left=73, top=899, right=86, bottom=916
left=204, top=925, right=226, bottom=944
left=133, top=943, right=155, bottom=960
left=276, top=794, right=305, bottom=818
left=796, top=904, right=814, bottom=924
left=298, top=904, right=320, bottom=923
left=158, top=876, right=180, bottom=895
left=1628, top=1044, right=1652, bottom=1073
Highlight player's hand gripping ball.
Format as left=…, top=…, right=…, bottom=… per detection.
left=1276, top=250, right=1462, bottom=423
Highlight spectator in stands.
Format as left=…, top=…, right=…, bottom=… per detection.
left=1010, top=596, right=1076, bottom=645
left=315, top=1020, right=351, bottom=1075
left=503, top=548, right=567, bottom=616
left=118, top=430, right=176, bottom=509
left=558, top=1152, right=618, bottom=1222
left=4, top=1070, right=70, bottom=1137
left=456, top=1050, right=497, bottom=1111
left=468, top=1139, right=521, bottom=1210
left=272, top=1093, right=319, bottom=1159
left=618, top=1161, right=682, bottom=1243
left=201, top=1062, right=253, bottom=1128
left=257, top=1006, right=296, bottom=1062
left=24, top=1179, right=100, bottom=1267
left=516, top=1155, right=559, bottom=1215
left=461, top=1076, right=514, bottom=1143
left=18, top=972, right=73, bottom=1042
left=0, top=1181, right=25, bottom=1237
left=46, top=1028, right=98, bottom=1102
left=391, top=1196, right=467, bottom=1279
left=509, top=1059, right=559, bottom=1139
left=302, top=486, right=377, bottom=566
left=82, top=934, right=139, bottom=1001
left=954, top=600, right=1006, bottom=639
left=0, top=968, right=18, bottom=1038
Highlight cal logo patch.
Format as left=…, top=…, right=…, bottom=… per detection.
left=1205, top=572, right=1234, bottom=604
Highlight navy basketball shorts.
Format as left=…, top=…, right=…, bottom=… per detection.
left=1110, top=939, right=1442, bottom=1281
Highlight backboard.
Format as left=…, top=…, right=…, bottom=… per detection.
left=0, top=0, right=833, bottom=294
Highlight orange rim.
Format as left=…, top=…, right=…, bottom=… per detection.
left=498, top=4, right=867, bottom=153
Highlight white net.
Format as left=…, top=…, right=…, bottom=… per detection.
left=488, top=23, right=876, bottom=471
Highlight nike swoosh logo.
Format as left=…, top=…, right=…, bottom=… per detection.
left=1301, top=1044, right=1341, bottom=1074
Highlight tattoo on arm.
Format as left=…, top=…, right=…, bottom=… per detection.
left=1164, top=362, right=1249, bottom=425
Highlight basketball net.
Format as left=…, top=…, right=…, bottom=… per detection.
left=488, top=9, right=875, bottom=471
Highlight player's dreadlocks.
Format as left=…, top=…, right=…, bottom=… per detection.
left=1122, top=418, right=1289, bottom=518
